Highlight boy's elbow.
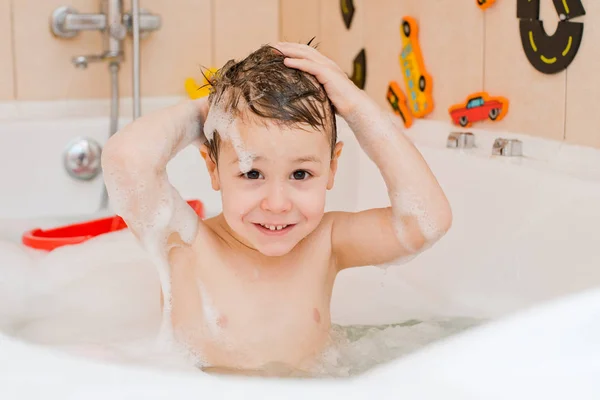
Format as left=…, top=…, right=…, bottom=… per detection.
left=412, top=203, right=453, bottom=253
left=438, top=201, right=453, bottom=235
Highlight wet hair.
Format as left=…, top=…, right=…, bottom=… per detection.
left=202, top=39, right=337, bottom=164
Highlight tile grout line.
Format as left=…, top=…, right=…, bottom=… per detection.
left=210, top=0, right=216, bottom=68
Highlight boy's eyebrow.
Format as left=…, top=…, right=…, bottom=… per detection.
left=293, top=155, right=322, bottom=163
left=229, top=155, right=322, bottom=165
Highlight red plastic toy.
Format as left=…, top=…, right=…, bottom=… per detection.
left=22, top=199, right=204, bottom=251
left=448, top=92, right=509, bottom=127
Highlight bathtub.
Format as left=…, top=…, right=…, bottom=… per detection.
left=2, top=98, right=600, bottom=398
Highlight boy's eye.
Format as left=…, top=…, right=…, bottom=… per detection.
left=243, top=170, right=263, bottom=180
left=291, top=170, right=311, bottom=180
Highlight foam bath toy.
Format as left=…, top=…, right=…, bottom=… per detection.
left=340, top=0, right=355, bottom=29
left=448, top=92, right=509, bottom=127
left=399, top=17, right=433, bottom=118
left=386, top=81, right=413, bottom=128
left=349, top=48, right=366, bottom=90
left=185, top=68, right=217, bottom=99
left=517, top=0, right=585, bottom=74
left=477, top=0, right=497, bottom=11
left=21, top=200, right=204, bottom=251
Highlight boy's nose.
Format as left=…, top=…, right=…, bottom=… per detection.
left=261, top=184, right=292, bottom=213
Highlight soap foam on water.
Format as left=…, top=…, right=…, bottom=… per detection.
left=0, top=233, right=484, bottom=377
left=0, top=231, right=199, bottom=371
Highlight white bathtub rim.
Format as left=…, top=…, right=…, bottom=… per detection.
left=2, top=285, right=600, bottom=399
left=402, top=118, right=600, bottom=184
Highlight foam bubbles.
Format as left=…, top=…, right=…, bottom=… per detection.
left=392, top=188, right=445, bottom=243
left=197, top=282, right=222, bottom=337
left=203, top=104, right=255, bottom=173
left=317, top=318, right=483, bottom=377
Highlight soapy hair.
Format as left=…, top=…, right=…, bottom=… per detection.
left=203, top=40, right=337, bottom=164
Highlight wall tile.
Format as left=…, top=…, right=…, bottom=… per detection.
left=0, top=0, right=14, bottom=100
left=279, top=0, right=320, bottom=44
left=565, top=1, right=600, bottom=148
left=13, top=0, right=212, bottom=100
left=214, top=0, right=279, bottom=67
left=119, top=0, right=212, bottom=98
left=319, top=0, right=363, bottom=92
left=364, top=0, right=484, bottom=119
left=13, top=0, right=108, bottom=99
left=484, top=0, right=566, bottom=140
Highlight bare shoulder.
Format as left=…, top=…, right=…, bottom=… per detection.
left=295, top=212, right=336, bottom=255
left=182, top=214, right=236, bottom=261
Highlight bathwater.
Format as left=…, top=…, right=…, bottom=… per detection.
left=0, top=230, right=483, bottom=377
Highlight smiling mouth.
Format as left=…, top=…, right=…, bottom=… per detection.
left=253, top=223, right=295, bottom=235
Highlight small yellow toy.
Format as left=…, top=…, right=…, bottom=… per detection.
left=185, top=68, right=217, bottom=99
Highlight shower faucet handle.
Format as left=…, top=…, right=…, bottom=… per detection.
left=51, top=6, right=107, bottom=38
left=123, top=9, right=162, bottom=38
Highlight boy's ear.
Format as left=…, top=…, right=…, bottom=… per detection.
left=200, top=144, right=221, bottom=191
left=327, top=141, right=344, bottom=190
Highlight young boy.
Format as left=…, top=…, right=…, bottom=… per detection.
left=101, top=42, right=452, bottom=375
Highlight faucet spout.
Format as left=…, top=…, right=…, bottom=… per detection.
left=72, top=52, right=122, bottom=69
left=72, top=54, right=103, bottom=69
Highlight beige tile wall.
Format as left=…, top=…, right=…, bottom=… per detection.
left=214, top=0, right=279, bottom=66
left=280, top=0, right=320, bottom=44
left=118, top=0, right=212, bottom=98
left=13, top=0, right=113, bottom=100
left=318, top=0, right=364, bottom=88
left=565, top=1, right=600, bottom=148
left=484, top=0, right=566, bottom=141
left=363, top=0, right=484, bottom=118
left=2, top=0, right=599, bottom=148
left=0, top=0, right=15, bottom=100
left=9, top=0, right=277, bottom=100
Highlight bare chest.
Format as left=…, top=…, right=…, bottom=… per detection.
left=169, top=242, right=336, bottom=368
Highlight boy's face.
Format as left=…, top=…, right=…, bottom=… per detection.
left=202, top=118, right=343, bottom=257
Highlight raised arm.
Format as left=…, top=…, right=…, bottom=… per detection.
left=275, top=42, right=452, bottom=270
left=101, top=98, right=208, bottom=250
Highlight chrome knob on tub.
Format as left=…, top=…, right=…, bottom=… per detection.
left=64, top=138, right=103, bottom=180
left=447, top=131, right=475, bottom=149
left=492, top=138, right=523, bottom=157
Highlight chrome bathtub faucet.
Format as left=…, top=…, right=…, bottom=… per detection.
left=447, top=131, right=475, bottom=149
left=492, top=138, right=523, bottom=157
left=50, top=1, right=160, bottom=69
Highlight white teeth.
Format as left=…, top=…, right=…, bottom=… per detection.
left=259, top=223, right=288, bottom=231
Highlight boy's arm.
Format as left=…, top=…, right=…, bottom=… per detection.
left=327, top=103, right=452, bottom=269
left=276, top=43, right=452, bottom=270
left=101, top=98, right=208, bottom=249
